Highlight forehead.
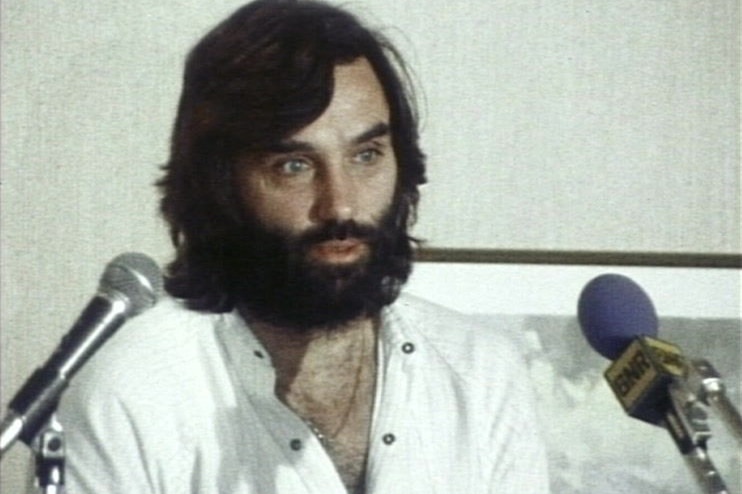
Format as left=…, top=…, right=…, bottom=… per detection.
left=288, top=58, right=390, bottom=144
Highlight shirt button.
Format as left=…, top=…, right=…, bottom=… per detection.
left=382, top=433, right=396, bottom=445
left=401, top=342, right=415, bottom=354
left=290, top=439, right=303, bottom=451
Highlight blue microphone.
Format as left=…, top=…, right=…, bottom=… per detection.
left=578, top=274, right=739, bottom=493
left=578, top=273, right=659, bottom=360
left=578, top=274, right=686, bottom=426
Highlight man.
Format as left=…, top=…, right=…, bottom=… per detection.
left=57, top=1, right=549, bottom=492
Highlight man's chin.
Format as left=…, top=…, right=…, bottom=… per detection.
left=233, top=210, right=411, bottom=331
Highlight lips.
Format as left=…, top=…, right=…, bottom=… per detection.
left=309, top=238, right=368, bottom=263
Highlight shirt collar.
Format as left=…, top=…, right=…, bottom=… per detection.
left=213, top=297, right=416, bottom=397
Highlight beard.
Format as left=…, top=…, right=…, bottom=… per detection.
left=230, top=201, right=413, bottom=332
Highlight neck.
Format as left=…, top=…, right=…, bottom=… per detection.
left=242, top=311, right=379, bottom=492
left=241, top=311, right=378, bottom=414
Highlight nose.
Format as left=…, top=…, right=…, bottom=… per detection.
left=311, top=166, right=356, bottom=223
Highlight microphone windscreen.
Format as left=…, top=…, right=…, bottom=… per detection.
left=577, top=273, right=658, bottom=360
left=98, top=253, right=163, bottom=315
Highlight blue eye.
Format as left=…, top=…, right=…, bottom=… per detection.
left=354, top=148, right=381, bottom=165
left=278, top=159, right=310, bottom=175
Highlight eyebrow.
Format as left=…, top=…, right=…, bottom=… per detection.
left=266, top=122, right=390, bottom=154
left=352, top=122, right=390, bottom=145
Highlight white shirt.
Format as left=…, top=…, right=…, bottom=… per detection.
left=57, top=293, right=549, bottom=493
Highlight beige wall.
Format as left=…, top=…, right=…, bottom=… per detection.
left=1, top=1, right=739, bottom=490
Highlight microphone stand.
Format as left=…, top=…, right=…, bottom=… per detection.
left=31, top=414, right=67, bottom=494
left=1, top=411, right=67, bottom=493
left=664, top=359, right=742, bottom=494
left=687, top=359, right=742, bottom=444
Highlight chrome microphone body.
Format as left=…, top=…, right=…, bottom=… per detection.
left=0, top=253, right=162, bottom=457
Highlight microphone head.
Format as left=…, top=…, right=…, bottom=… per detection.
left=98, top=253, right=163, bottom=315
left=577, top=273, right=658, bottom=360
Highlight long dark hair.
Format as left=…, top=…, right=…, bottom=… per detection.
left=158, top=0, right=426, bottom=313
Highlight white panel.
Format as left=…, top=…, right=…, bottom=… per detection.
left=1, top=1, right=738, bottom=265
left=384, top=0, right=740, bottom=253
left=406, top=263, right=742, bottom=318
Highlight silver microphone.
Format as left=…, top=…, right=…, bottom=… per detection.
left=0, top=253, right=163, bottom=457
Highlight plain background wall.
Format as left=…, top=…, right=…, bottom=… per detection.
left=1, top=0, right=739, bottom=491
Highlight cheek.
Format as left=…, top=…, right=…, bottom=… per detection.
left=236, top=172, right=262, bottom=219
left=237, top=173, right=311, bottom=231
left=364, top=164, right=398, bottom=211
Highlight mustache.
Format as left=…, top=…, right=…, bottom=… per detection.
left=297, top=219, right=379, bottom=247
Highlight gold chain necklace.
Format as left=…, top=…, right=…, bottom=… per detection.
left=304, top=327, right=368, bottom=446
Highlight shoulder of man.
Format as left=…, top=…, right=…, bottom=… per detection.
left=389, top=292, right=527, bottom=378
left=60, top=296, right=224, bottom=402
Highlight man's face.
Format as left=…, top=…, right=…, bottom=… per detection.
left=236, top=57, right=398, bottom=268
left=231, top=58, right=409, bottom=330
